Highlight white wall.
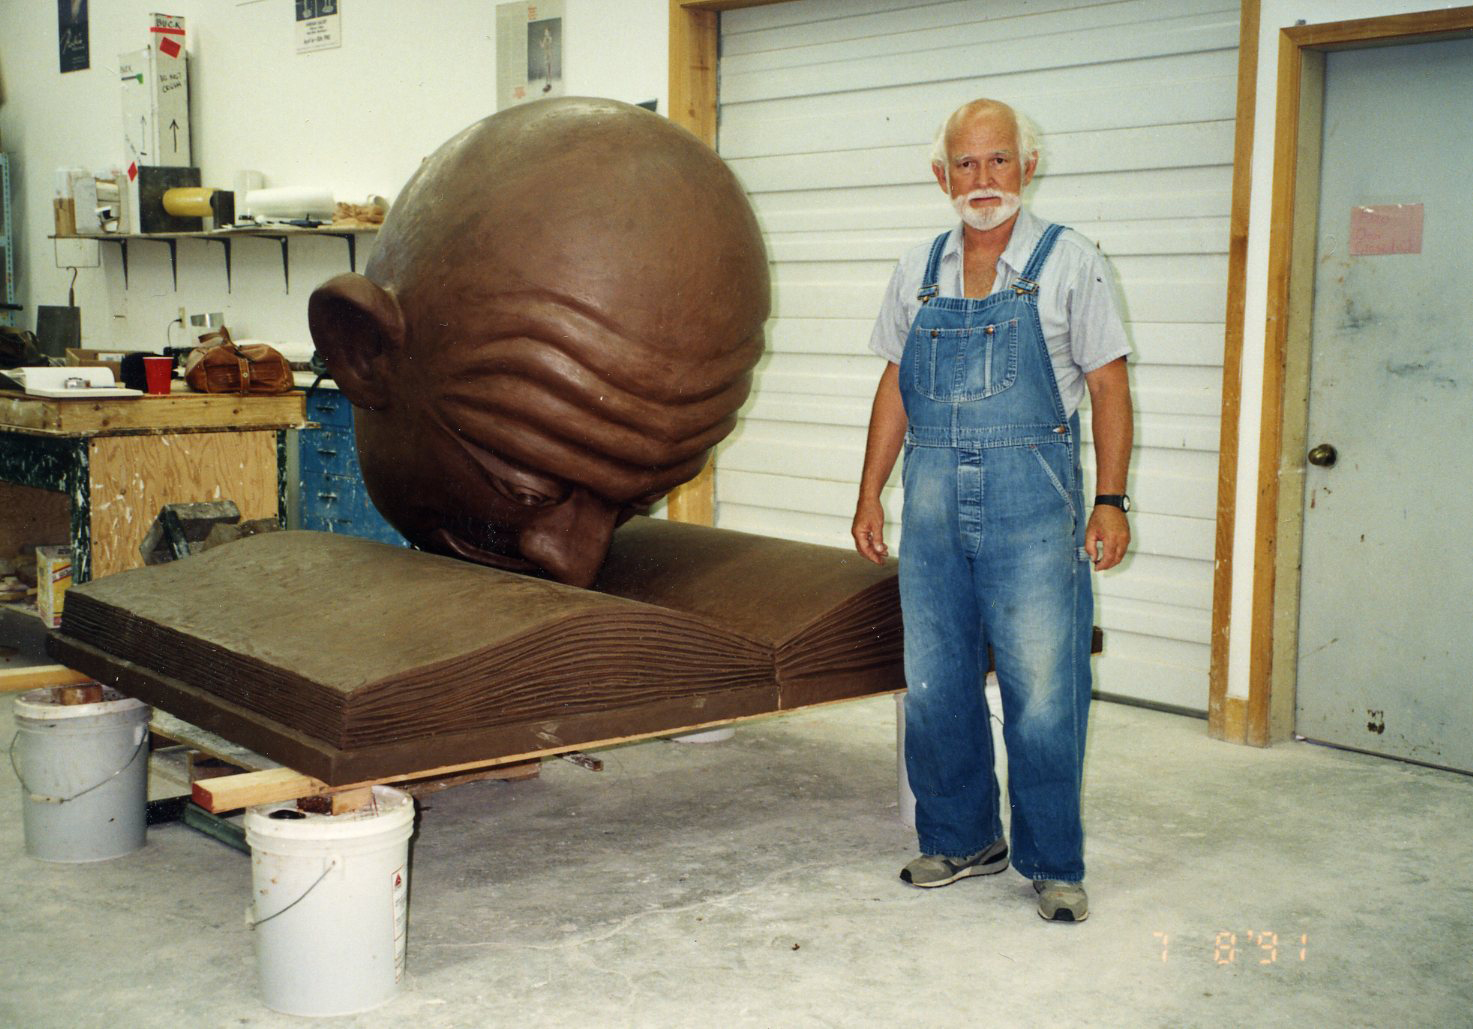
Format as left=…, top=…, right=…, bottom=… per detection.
left=0, top=0, right=668, bottom=352
left=1222, top=0, right=1459, bottom=701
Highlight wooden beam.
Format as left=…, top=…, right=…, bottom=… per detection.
left=665, top=0, right=790, bottom=524
left=193, top=766, right=328, bottom=811
left=192, top=760, right=543, bottom=813
left=663, top=0, right=723, bottom=523
left=0, top=663, right=94, bottom=692
left=1244, top=27, right=1306, bottom=749
left=668, top=0, right=719, bottom=147
left=680, top=0, right=790, bottom=11
left=664, top=457, right=714, bottom=525
left=1286, top=5, right=1473, bottom=48
left=1208, top=0, right=1260, bottom=741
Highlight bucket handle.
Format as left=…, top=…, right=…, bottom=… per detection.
left=7, top=725, right=150, bottom=805
left=246, top=858, right=337, bottom=930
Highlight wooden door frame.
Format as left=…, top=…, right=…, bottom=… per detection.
left=1209, top=6, right=1473, bottom=746
left=663, top=1, right=791, bottom=523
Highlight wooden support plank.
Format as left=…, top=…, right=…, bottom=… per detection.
left=402, top=763, right=541, bottom=798
left=194, top=767, right=328, bottom=811
left=193, top=759, right=544, bottom=813
left=0, top=663, right=94, bottom=692
left=150, top=709, right=278, bottom=770
left=187, top=686, right=912, bottom=814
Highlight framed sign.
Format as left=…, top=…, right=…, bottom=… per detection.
left=496, top=1, right=564, bottom=110
left=59, top=0, right=89, bottom=73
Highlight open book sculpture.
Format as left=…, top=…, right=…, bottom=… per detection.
left=49, top=519, right=903, bottom=784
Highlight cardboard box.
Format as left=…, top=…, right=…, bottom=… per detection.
left=65, top=348, right=126, bottom=380
left=36, top=546, right=72, bottom=629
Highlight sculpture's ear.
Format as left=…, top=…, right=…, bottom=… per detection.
left=307, top=273, right=405, bottom=410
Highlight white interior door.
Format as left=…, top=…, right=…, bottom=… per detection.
left=1295, top=36, right=1473, bottom=772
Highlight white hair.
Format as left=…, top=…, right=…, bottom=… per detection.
left=930, top=100, right=1041, bottom=182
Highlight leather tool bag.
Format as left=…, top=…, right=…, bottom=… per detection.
left=184, top=328, right=293, bottom=395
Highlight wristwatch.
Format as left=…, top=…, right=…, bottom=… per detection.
left=1094, top=494, right=1131, bottom=512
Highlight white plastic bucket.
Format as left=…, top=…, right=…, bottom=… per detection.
left=244, top=786, right=416, bottom=1017
left=10, top=687, right=151, bottom=862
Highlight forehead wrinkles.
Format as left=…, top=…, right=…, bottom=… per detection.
left=418, top=293, right=755, bottom=498
left=425, top=396, right=722, bottom=501
left=440, top=350, right=752, bottom=451
left=431, top=290, right=762, bottom=405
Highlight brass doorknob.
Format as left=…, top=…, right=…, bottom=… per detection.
left=1307, top=443, right=1337, bottom=467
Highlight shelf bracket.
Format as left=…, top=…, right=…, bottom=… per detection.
left=257, top=234, right=290, bottom=293
left=99, top=237, right=130, bottom=289
left=323, top=232, right=359, bottom=272
left=202, top=237, right=234, bottom=293
left=132, top=236, right=180, bottom=290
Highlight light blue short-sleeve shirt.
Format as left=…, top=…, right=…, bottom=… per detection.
left=868, top=208, right=1131, bottom=418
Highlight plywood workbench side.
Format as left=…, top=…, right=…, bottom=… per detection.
left=87, top=431, right=282, bottom=578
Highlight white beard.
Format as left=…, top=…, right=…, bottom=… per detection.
left=953, top=189, right=1021, bottom=231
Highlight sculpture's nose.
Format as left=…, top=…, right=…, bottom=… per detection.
left=516, top=490, right=618, bottom=589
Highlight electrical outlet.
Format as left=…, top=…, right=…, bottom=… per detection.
left=177, top=306, right=188, bottom=326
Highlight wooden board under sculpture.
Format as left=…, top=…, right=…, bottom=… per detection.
left=49, top=519, right=903, bottom=784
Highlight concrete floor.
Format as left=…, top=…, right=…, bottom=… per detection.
left=1, top=685, right=1470, bottom=1028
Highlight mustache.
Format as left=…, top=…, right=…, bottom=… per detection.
left=959, top=189, right=1017, bottom=202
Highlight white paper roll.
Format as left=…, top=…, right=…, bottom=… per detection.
left=243, top=186, right=334, bottom=219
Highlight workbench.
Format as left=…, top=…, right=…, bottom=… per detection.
left=0, top=389, right=305, bottom=582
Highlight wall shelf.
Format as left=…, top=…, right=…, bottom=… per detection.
left=52, top=224, right=378, bottom=293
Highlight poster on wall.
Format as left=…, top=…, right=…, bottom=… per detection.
left=496, top=1, right=564, bottom=110
left=296, top=0, right=342, bottom=54
left=58, top=0, right=89, bottom=73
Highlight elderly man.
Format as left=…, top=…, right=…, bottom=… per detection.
left=851, top=98, right=1133, bottom=923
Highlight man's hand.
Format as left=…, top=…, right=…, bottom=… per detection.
left=852, top=496, right=890, bottom=564
left=1084, top=504, right=1130, bottom=571
left=852, top=364, right=906, bottom=566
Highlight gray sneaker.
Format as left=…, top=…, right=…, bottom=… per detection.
left=1033, top=879, right=1088, bottom=922
left=899, top=838, right=1009, bottom=888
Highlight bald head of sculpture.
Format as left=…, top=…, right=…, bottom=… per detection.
left=308, top=98, right=770, bottom=587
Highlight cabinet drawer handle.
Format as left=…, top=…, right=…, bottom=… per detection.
left=316, top=448, right=339, bottom=458
left=318, top=492, right=338, bottom=502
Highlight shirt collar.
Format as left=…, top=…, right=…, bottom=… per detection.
left=942, top=206, right=1043, bottom=275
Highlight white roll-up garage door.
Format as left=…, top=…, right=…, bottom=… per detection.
left=714, top=0, right=1238, bottom=713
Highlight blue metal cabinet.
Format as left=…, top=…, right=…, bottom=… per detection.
left=297, top=388, right=410, bottom=547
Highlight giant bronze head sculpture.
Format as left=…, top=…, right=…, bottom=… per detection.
left=308, top=98, right=769, bottom=587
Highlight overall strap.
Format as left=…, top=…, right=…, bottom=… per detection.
left=915, top=231, right=951, bottom=305
left=1011, top=222, right=1066, bottom=299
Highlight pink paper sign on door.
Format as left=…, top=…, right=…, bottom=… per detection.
left=1349, top=203, right=1423, bottom=256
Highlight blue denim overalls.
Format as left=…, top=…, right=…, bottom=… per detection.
left=897, top=224, right=1094, bottom=882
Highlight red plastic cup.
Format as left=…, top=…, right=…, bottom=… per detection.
left=142, top=356, right=173, bottom=395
